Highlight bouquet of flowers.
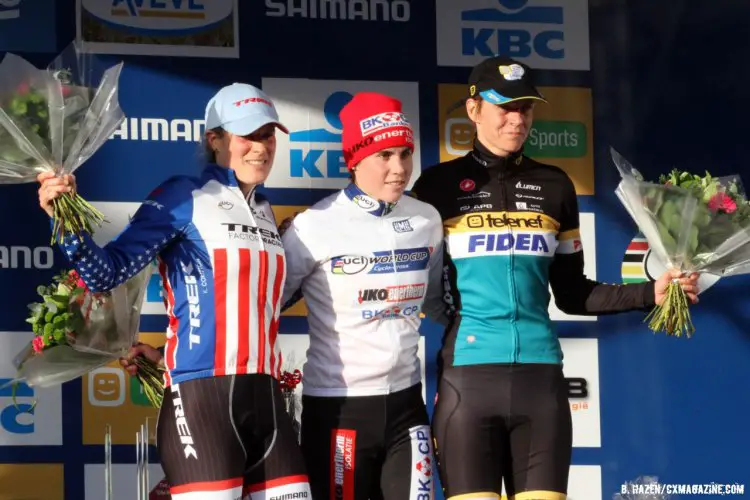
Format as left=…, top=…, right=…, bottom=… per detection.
left=611, top=148, right=750, bottom=337
left=5, top=265, right=164, bottom=408
left=0, top=41, right=125, bottom=244
left=279, top=368, right=303, bottom=441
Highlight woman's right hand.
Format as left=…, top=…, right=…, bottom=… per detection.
left=37, top=171, right=76, bottom=218
left=119, top=343, right=164, bottom=377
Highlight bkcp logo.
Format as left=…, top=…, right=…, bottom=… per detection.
left=82, top=332, right=164, bottom=444
left=435, top=0, right=591, bottom=70
left=437, top=83, right=595, bottom=195
left=261, top=78, right=421, bottom=190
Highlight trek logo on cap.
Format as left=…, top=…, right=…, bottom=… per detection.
left=360, top=112, right=410, bottom=136
left=233, top=96, right=273, bottom=107
left=499, top=64, right=524, bottom=81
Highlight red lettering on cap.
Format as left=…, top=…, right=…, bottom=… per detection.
left=233, top=97, right=272, bottom=107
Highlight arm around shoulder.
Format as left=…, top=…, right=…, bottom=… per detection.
left=421, top=206, right=451, bottom=327
left=280, top=211, right=319, bottom=309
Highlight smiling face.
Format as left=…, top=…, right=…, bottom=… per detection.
left=353, top=146, right=414, bottom=203
left=208, top=123, right=278, bottom=186
left=90, top=369, right=124, bottom=405
left=446, top=117, right=475, bottom=155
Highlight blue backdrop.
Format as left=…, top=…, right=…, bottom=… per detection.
left=0, top=0, right=748, bottom=498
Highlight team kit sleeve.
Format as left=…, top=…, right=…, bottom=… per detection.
left=421, top=214, right=450, bottom=327
left=56, top=177, right=192, bottom=293
left=548, top=177, right=656, bottom=315
left=280, top=214, right=319, bottom=310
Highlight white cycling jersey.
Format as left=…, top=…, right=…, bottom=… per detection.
left=281, top=183, right=447, bottom=397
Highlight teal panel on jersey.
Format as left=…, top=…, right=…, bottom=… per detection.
left=451, top=254, right=562, bottom=366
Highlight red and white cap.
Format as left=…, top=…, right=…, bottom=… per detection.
left=340, top=92, right=414, bottom=170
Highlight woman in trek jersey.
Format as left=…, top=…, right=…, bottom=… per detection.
left=410, top=56, right=700, bottom=500
left=279, top=92, right=446, bottom=500
left=38, top=83, right=311, bottom=500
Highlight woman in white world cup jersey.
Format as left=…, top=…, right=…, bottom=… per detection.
left=280, top=92, right=448, bottom=500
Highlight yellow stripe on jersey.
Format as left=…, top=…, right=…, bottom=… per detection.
left=445, top=211, right=560, bottom=234
left=556, top=228, right=582, bottom=254
left=448, top=493, right=500, bottom=500
left=559, top=228, right=580, bottom=241
left=508, top=490, right=567, bottom=500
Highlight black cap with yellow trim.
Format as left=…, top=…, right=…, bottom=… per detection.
left=468, top=56, right=547, bottom=105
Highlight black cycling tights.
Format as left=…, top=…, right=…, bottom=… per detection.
left=300, top=383, right=435, bottom=500
left=157, top=373, right=310, bottom=499
left=432, top=364, right=572, bottom=500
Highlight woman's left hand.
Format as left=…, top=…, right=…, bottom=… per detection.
left=654, top=269, right=700, bottom=306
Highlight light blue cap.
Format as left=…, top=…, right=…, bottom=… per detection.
left=204, top=83, right=288, bottom=135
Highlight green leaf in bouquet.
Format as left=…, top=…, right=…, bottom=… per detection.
left=658, top=198, right=678, bottom=222
left=55, top=282, right=73, bottom=296
left=44, top=300, right=59, bottom=315
left=688, top=225, right=699, bottom=255
left=667, top=212, right=684, bottom=241
left=51, top=294, right=71, bottom=306
left=44, top=310, right=56, bottom=322
left=36, top=285, right=48, bottom=297
left=71, top=287, right=84, bottom=298
left=52, top=329, right=65, bottom=342
left=656, top=219, right=677, bottom=250
left=43, top=323, right=53, bottom=337
left=9, top=97, right=28, bottom=116
left=694, top=205, right=712, bottom=228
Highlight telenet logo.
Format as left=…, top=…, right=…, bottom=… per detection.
left=438, top=84, right=595, bottom=195
left=82, top=332, right=164, bottom=445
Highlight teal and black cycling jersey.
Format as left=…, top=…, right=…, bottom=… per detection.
left=411, top=140, right=655, bottom=368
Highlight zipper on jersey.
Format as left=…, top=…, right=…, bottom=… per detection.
left=385, top=215, right=400, bottom=384
left=496, top=167, right=519, bottom=363
left=242, top=188, right=265, bottom=252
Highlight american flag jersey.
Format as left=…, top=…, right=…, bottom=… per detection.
left=58, top=165, right=287, bottom=387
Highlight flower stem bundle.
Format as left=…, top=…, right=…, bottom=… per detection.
left=133, top=356, right=165, bottom=408
left=644, top=280, right=695, bottom=338
left=51, top=190, right=106, bottom=245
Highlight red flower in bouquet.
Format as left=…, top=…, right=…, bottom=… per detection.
left=279, top=369, right=302, bottom=392
left=32, top=336, right=44, bottom=353
left=708, top=192, right=737, bottom=214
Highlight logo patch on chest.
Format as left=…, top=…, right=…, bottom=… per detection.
left=392, top=219, right=414, bottom=233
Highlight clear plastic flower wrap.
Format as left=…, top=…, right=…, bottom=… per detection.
left=611, top=148, right=750, bottom=337
left=5, top=264, right=164, bottom=407
left=613, top=475, right=672, bottom=500
left=0, top=40, right=125, bottom=244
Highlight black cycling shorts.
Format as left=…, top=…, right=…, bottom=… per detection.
left=157, top=373, right=311, bottom=500
left=300, top=383, right=436, bottom=500
left=432, top=364, right=572, bottom=500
